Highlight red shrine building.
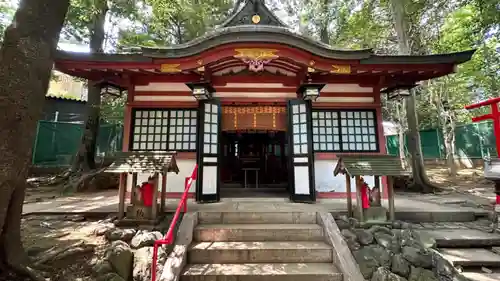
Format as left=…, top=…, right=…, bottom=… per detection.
left=54, top=0, right=474, bottom=203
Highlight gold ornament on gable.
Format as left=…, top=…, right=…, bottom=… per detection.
left=234, top=48, right=279, bottom=61
left=160, top=64, right=182, bottom=73
left=331, top=65, right=351, bottom=74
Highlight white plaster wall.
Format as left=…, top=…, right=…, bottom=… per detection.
left=126, top=159, right=197, bottom=193
left=314, top=159, right=382, bottom=193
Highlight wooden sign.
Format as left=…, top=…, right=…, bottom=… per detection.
left=221, top=106, right=286, bottom=131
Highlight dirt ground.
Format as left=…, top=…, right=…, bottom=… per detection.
left=17, top=214, right=110, bottom=281
left=426, top=166, right=495, bottom=199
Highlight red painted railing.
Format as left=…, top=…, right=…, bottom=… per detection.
left=151, top=164, right=198, bottom=281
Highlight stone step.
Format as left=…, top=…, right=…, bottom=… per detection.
left=198, top=212, right=317, bottom=224
left=461, top=272, right=500, bottom=281
left=181, top=263, right=342, bottom=281
left=188, top=241, right=333, bottom=264
left=194, top=224, right=324, bottom=242
left=419, top=229, right=500, bottom=247
left=440, top=248, right=500, bottom=267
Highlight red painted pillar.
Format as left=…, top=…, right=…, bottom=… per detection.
left=491, top=103, right=500, bottom=153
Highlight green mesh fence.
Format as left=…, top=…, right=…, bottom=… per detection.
left=385, top=121, right=497, bottom=159
left=32, top=121, right=123, bottom=166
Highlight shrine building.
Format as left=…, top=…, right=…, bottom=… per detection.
left=54, top=0, right=474, bottom=203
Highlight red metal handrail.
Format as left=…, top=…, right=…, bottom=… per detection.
left=151, top=164, right=198, bottom=281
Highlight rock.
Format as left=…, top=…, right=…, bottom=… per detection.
left=341, top=229, right=358, bottom=241
left=408, top=266, right=438, bottom=281
left=355, top=229, right=374, bottom=245
left=402, top=246, right=432, bottom=269
left=105, top=241, right=134, bottom=281
left=430, top=250, right=458, bottom=281
left=371, top=267, right=408, bottom=281
left=400, top=230, right=420, bottom=249
left=349, top=217, right=360, bottom=228
left=353, top=245, right=392, bottom=279
left=97, top=272, right=125, bottom=281
left=130, top=230, right=163, bottom=249
left=66, top=214, right=86, bottom=222
left=94, top=223, right=116, bottom=236
left=92, top=260, right=113, bottom=275
left=347, top=239, right=362, bottom=251
left=353, top=249, right=379, bottom=279
left=401, top=222, right=412, bottom=229
left=392, top=221, right=403, bottom=229
left=133, top=246, right=167, bottom=281
left=412, top=232, right=436, bottom=249
left=369, top=225, right=394, bottom=236
left=105, top=228, right=137, bottom=242
left=392, top=254, right=411, bottom=278
left=336, top=217, right=351, bottom=230
left=390, top=234, right=402, bottom=254
left=374, top=232, right=393, bottom=249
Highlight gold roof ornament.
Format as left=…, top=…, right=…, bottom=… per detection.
left=160, top=64, right=182, bottom=73
left=331, top=65, right=351, bottom=74
left=252, top=14, right=261, bottom=24
left=234, top=48, right=279, bottom=61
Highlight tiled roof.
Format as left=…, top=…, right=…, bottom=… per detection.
left=105, top=151, right=180, bottom=175
left=333, top=155, right=411, bottom=177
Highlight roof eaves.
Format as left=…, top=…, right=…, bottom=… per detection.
left=361, top=49, right=476, bottom=65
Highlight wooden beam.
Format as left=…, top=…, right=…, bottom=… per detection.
left=118, top=173, right=127, bottom=220
left=345, top=175, right=353, bottom=217
left=152, top=174, right=159, bottom=220
left=161, top=174, right=167, bottom=213
left=387, top=176, right=395, bottom=221
left=355, top=176, right=364, bottom=221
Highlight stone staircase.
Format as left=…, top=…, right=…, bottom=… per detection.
left=421, top=228, right=500, bottom=281
left=180, top=212, right=343, bottom=281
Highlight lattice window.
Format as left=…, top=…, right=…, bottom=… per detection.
left=312, top=110, right=378, bottom=152
left=291, top=103, right=309, bottom=154
left=203, top=103, right=219, bottom=154
left=131, top=109, right=197, bottom=151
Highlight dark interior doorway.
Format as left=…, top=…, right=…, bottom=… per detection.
left=220, top=130, right=289, bottom=197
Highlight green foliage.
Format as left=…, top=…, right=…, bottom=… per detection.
left=0, top=1, right=15, bottom=43
left=100, top=94, right=126, bottom=124
left=117, top=0, right=233, bottom=48
left=62, top=0, right=139, bottom=45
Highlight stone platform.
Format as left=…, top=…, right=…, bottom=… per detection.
left=22, top=191, right=488, bottom=223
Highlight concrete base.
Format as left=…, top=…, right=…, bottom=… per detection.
left=188, top=241, right=333, bottom=264
left=440, top=248, right=500, bottom=267
left=182, top=263, right=343, bottom=281
left=419, top=229, right=500, bottom=247
left=194, top=224, right=324, bottom=242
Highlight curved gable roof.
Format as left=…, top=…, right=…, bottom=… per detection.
left=141, top=25, right=374, bottom=60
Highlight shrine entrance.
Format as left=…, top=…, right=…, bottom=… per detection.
left=220, top=105, right=289, bottom=197
left=220, top=130, right=289, bottom=197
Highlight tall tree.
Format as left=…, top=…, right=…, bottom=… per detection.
left=64, top=0, right=136, bottom=171
left=0, top=0, right=69, bottom=279
left=390, top=0, right=439, bottom=193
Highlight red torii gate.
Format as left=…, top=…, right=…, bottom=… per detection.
left=465, top=97, right=500, bottom=151
left=465, top=97, right=500, bottom=206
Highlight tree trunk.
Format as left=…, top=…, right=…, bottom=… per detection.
left=444, top=121, right=457, bottom=176
left=72, top=1, right=108, bottom=172
left=396, top=100, right=408, bottom=169
left=0, top=0, right=69, bottom=278
left=319, top=0, right=330, bottom=44
left=390, top=0, right=437, bottom=193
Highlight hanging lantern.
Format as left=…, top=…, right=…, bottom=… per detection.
left=382, top=84, right=416, bottom=100
left=186, top=82, right=215, bottom=100
left=95, top=80, right=126, bottom=97
left=297, top=83, right=325, bottom=102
